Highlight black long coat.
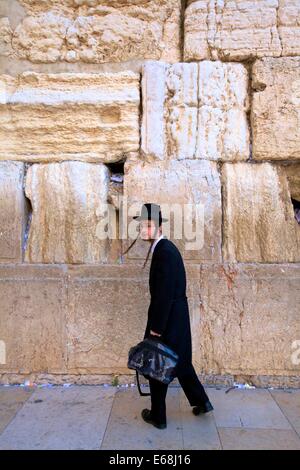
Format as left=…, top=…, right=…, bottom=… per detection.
left=143, top=237, right=192, bottom=376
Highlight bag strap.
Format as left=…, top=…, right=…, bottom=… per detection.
left=142, top=339, right=178, bottom=361
left=136, top=370, right=151, bottom=396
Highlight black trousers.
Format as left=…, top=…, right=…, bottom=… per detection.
left=148, top=362, right=210, bottom=424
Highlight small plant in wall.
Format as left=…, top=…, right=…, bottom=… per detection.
left=112, top=375, right=119, bottom=386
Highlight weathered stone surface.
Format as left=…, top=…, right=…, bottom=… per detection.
left=61, top=264, right=200, bottom=374
left=141, top=61, right=166, bottom=160
left=66, top=266, right=150, bottom=373
left=284, top=163, right=300, bottom=201
left=222, top=162, right=300, bottom=262
left=10, top=1, right=181, bottom=64
left=0, top=71, right=140, bottom=162
left=197, top=60, right=249, bottom=161
left=19, top=0, right=74, bottom=15
left=0, top=2, right=26, bottom=29
left=197, top=263, right=300, bottom=376
left=0, top=161, right=26, bottom=263
left=0, top=265, right=66, bottom=374
left=141, top=60, right=249, bottom=161
left=0, top=18, right=14, bottom=58
left=165, top=62, right=199, bottom=160
left=252, top=57, right=300, bottom=162
left=123, top=159, right=222, bottom=262
left=277, top=0, right=300, bottom=57
left=0, top=262, right=299, bottom=384
left=184, top=0, right=300, bottom=61
left=24, top=161, right=110, bottom=263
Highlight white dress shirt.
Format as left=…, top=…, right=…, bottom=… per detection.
left=150, top=234, right=165, bottom=254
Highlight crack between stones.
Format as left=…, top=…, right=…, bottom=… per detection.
left=275, top=1, right=283, bottom=57
left=193, top=63, right=200, bottom=159
left=180, top=0, right=188, bottom=62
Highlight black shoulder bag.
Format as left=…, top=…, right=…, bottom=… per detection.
left=127, top=336, right=179, bottom=396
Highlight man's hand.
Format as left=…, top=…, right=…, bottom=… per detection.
left=150, top=330, right=161, bottom=337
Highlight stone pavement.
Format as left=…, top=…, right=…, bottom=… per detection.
left=0, top=384, right=299, bottom=450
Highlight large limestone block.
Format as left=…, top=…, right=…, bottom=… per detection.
left=24, top=161, right=111, bottom=264
left=0, top=161, right=26, bottom=263
left=0, top=71, right=140, bottom=162
left=252, top=57, right=300, bottom=161
left=0, top=265, right=66, bottom=374
left=123, top=159, right=222, bottom=262
left=11, top=0, right=181, bottom=64
left=197, top=61, right=249, bottom=161
left=141, top=60, right=249, bottom=161
left=141, top=62, right=167, bottom=160
left=184, top=0, right=292, bottom=61
left=197, top=263, right=300, bottom=376
left=66, top=265, right=150, bottom=373
left=222, top=162, right=300, bottom=262
left=278, top=0, right=300, bottom=56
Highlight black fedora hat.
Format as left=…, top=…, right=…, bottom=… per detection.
left=133, top=203, right=168, bottom=224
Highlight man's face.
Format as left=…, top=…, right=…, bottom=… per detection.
left=139, top=219, right=160, bottom=240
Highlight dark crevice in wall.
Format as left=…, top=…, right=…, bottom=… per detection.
left=106, top=159, right=125, bottom=177
left=105, top=159, right=126, bottom=260
left=217, top=161, right=225, bottom=263
left=138, top=71, right=143, bottom=157
left=22, top=163, right=33, bottom=260
left=180, top=0, right=188, bottom=62
left=291, top=198, right=300, bottom=225
left=243, top=58, right=257, bottom=163
left=276, top=161, right=300, bottom=225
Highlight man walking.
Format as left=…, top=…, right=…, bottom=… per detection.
left=132, top=203, right=214, bottom=430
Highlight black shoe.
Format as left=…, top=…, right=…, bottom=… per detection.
left=141, top=409, right=167, bottom=429
left=192, top=400, right=214, bottom=415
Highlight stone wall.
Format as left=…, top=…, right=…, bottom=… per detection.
left=0, top=0, right=299, bottom=387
